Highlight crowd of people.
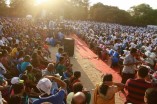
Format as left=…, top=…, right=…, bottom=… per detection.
left=0, top=17, right=157, bottom=104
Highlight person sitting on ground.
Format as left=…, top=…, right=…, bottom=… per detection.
left=37, top=50, right=49, bottom=67
left=20, top=55, right=31, bottom=73
left=67, top=82, right=91, bottom=104
left=33, top=76, right=67, bottom=104
left=42, top=63, right=56, bottom=76
left=10, top=44, right=18, bottom=58
left=69, top=71, right=81, bottom=92
left=42, top=63, right=59, bottom=91
left=71, top=92, right=87, bottom=104
left=56, top=48, right=63, bottom=63
left=26, top=65, right=36, bottom=83
left=56, top=56, right=66, bottom=79
left=62, top=53, right=73, bottom=78
left=16, top=50, right=24, bottom=64
left=10, top=77, right=28, bottom=104
left=93, top=74, right=124, bottom=104
left=43, top=42, right=51, bottom=58
left=1, top=50, right=10, bottom=71
left=144, top=88, right=157, bottom=104
left=31, top=52, right=41, bottom=69
left=0, top=76, right=9, bottom=103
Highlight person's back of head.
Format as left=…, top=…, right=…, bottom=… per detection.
left=71, top=92, right=86, bottom=104
left=18, top=50, right=24, bottom=57
left=24, top=55, right=31, bottom=62
left=37, top=50, right=42, bottom=55
left=138, top=66, right=149, bottom=79
left=73, top=82, right=83, bottom=94
left=74, top=71, right=81, bottom=79
left=32, top=52, right=38, bottom=59
left=20, top=74, right=28, bottom=81
left=14, top=44, right=18, bottom=48
left=102, top=74, right=112, bottom=82
left=59, top=56, right=64, bottom=63
left=100, top=74, right=113, bottom=96
left=130, top=48, right=137, bottom=54
left=47, top=63, right=54, bottom=71
left=145, top=88, right=157, bottom=104
left=58, top=48, right=63, bottom=53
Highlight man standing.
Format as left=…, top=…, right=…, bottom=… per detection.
left=125, top=66, right=153, bottom=104
left=122, top=48, right=140, bottom=84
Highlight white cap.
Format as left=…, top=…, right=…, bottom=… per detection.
left=11, top=77, right=24, bottom=84
left=36, top=78, right=52, bottom=95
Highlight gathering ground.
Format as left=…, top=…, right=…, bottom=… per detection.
left=49, top=35, right=124, bottom=104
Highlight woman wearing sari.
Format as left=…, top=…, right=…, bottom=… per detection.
left=93, top=74, right=124, bottom=104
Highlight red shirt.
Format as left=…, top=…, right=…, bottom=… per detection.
left=125, top=79, right=153, bottom=104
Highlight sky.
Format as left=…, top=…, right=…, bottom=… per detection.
left=90, top=0, right=157, bottom=10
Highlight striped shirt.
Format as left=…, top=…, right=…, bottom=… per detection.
left=125, top=79, right=153, bottom=104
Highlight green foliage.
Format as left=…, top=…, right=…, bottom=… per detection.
left=90, top=3, right=157, bottom=26
left=130, top=3, right=157, bottom=26
left=90, top=3, right=131, bottom=25
left=0, top=0, right=8, bottom=16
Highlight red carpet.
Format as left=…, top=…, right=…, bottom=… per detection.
left=72, top=35, right=122, bottom=82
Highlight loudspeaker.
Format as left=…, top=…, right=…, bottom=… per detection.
left=64, top=38, right=75, bottom=57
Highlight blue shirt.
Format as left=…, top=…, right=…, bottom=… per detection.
left=33, top=90, right=65, bottom=104
left=20, top=62, right=30, bottom=73
left=56, top=53, right=61, bottom=63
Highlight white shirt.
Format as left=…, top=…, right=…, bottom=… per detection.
left=114, top=43, right=119, bottom=50
left=146, top=46, right=152, bottom=51
left=0, top=62, right=6, bottom=74
left=0, top=40, right=4, bottom=46
left=16, top=39, right=20, bottom=44
left=45, top=37, right=50, bottom=43
left=122, top=54, right=137, bottom=74
left=2, top=37, right=9, bottom=44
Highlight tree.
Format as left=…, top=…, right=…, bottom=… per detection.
left=89, top=3, right=131, bottom=24
left=0, top=0, right=8, bottom=16
left=0, top=0, right=7, bottom=8
left=129, top=4, right=157, bottom=26
left=9, top=0, right=35, bottom=17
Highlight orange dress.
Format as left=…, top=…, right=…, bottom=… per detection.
left=93, top=84, right=119, bottom=104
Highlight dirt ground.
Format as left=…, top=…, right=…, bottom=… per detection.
left=49, top=46, right=124, bottom=104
